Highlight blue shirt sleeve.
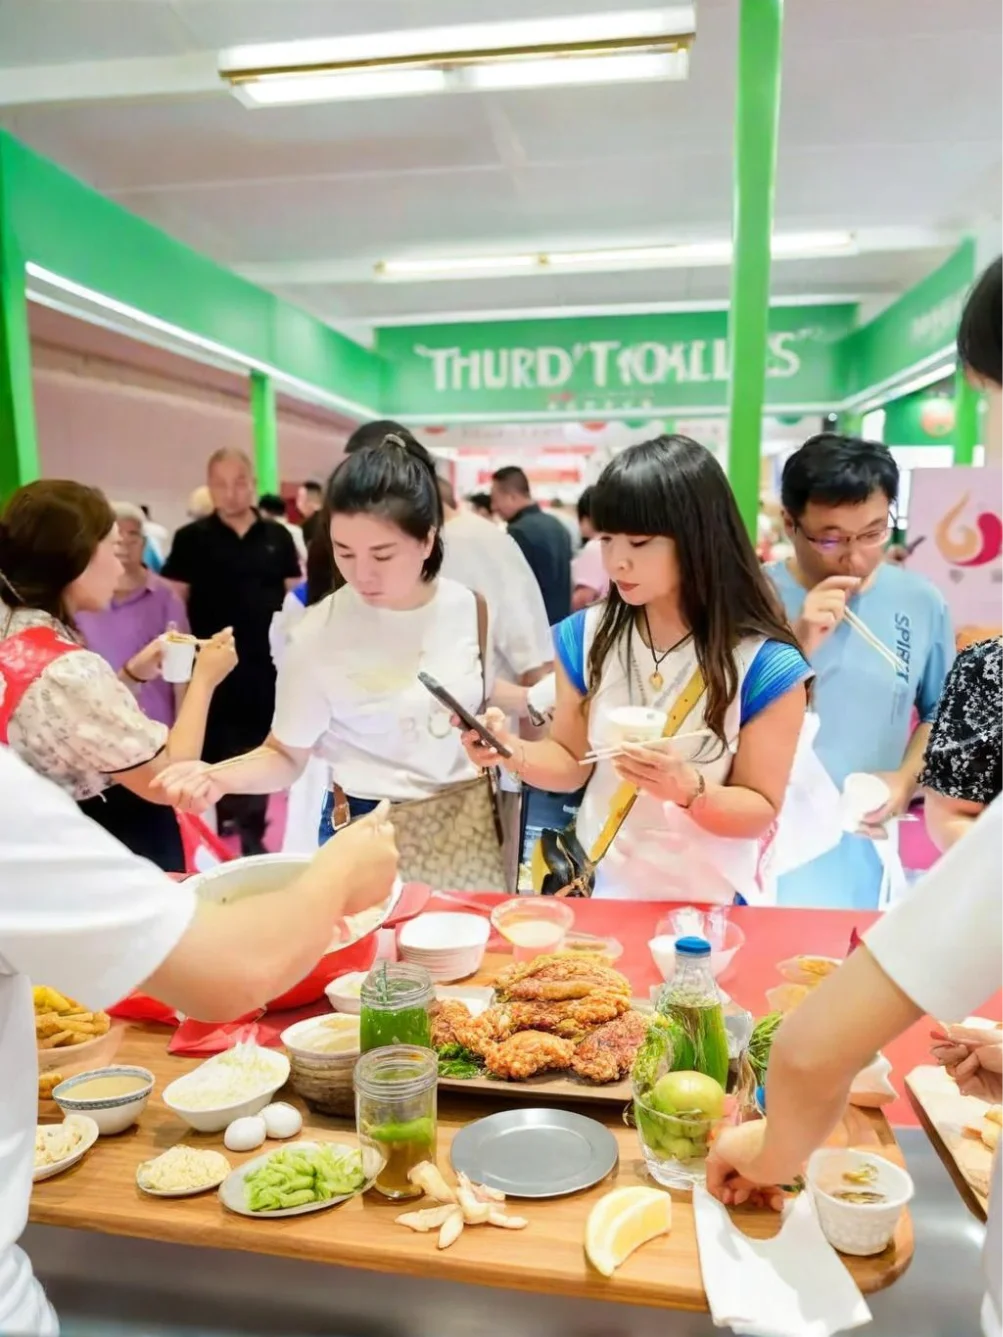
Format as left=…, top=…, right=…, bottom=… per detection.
left=917, top=594, right=956, bottom=724
left=554, top=611, right=588, bottom=696
left=740, top=639, right=812, bottom=725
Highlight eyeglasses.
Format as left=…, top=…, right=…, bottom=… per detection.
left=794, top=520, right=893, bottom=555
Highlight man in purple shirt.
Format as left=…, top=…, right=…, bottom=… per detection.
left=77, top=502, right=188, bottom=726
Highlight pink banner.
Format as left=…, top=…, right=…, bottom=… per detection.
left=907, top=468, right=1003, bottom=647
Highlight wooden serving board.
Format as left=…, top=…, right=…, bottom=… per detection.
left=438, top=1069, right=632, bottom=1106
left=905, top=1065, right=994, bottom=1218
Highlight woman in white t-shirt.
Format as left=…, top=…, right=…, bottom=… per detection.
left=159, top=434, right=513, bottom=883
left=460, top=435, right=811, bottom=902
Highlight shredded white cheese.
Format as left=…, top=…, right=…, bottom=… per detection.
left=138, top=1145, right=231, bottom=1193
left=168, top=1048, right=285, bottom=1110
left=35, top=1120, right=85, bottom=1169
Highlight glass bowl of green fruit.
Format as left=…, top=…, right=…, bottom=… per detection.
left=632, top=1070, right=727, bottom=1189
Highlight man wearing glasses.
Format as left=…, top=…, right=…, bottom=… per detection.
left=766, top=434, right=954, bottom=909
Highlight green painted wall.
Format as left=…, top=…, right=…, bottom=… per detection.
left=838, top=240, right=975, bottom=402
left=0, top=132, right=383, bottom=415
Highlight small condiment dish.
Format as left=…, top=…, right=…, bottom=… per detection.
left=491, top=899, right=575, bottom=962
left=807, top=1147, right=913, bottom=1256
left=324, top=971, right=368, bottom=1014
left=163, top=1048, right=290, bottom=1133
left=53, top=1066, right=155, bottom=1135
left=649, top=923, right=745, bottom=983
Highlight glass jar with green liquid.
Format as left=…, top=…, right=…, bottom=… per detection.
left=359, top=962, right=433, bottom=1053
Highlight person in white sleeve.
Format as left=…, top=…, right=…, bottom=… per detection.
left=707, top=796, right=1002, bottom=1337
left=0, top=746, right=397, bottom=1335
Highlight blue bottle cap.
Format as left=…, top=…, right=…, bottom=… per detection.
left=675, top=935, right=711, bottom=957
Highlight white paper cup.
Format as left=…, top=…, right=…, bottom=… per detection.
left=808, top=1148, right=913, bottom=1256
left=605, top=706, right=668, bottom=745
left=161, top=637, right=195, bottom=683
left=840, top=772, right=890, bottom=832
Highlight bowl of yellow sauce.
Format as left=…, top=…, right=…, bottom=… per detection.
left=53, top=1065, right=155, bottom=1135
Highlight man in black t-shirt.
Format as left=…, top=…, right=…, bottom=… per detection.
left=296, top=480, right=324, bottom=546
left=163, top=449, right=301, bottom=854
left=490, top=467, right=571, bottom=624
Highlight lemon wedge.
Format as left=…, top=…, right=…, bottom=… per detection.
left=585, top=1186, right=672, bottom=1278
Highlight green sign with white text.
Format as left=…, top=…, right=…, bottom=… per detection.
left=378, top=305, right=856, bottom=420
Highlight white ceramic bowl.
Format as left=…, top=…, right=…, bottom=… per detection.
left=605, top=705, right=668, bottom=744
left=807, top=1148, right=913, bottom=1256
left=163, top=1048, right=290, bottom=1133
left=324, top=971, right=369, bottom=1014
left=53, top=1066, right=155, bottom=1135
left=649, top=924, right=746, bottom=983
left=398, top=913, right=490, bottom=952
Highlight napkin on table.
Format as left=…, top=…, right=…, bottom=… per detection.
left=693, top=1185, right=872, bottom=1337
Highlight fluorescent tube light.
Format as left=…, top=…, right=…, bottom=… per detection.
left=219, top=8, right=694, bottom=105
left=235, top=68, right=447, bottom=106
left=467, top=50, right=686, bottom=91
left=24, top=263, right=379, bottom=419
left=378, top=255, right=541, bottom=280
left=220, top=10, right=693, bottom=75
left=375, top=233, right=857, bottom=281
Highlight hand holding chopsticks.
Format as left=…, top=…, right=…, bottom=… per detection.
left=796, top=575, right=906, bottom=674
left=582, top=729, right=712, bottom=766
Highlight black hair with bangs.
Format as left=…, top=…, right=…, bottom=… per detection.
left=586, top=435, right=800, bottom=748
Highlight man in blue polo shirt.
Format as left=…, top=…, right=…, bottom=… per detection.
left=767, top=434, right=954, bottom=909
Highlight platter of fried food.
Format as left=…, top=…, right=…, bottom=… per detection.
left=35, top=986, right=119, bottom=1076
left=433, top=953, right=652, bottom=1103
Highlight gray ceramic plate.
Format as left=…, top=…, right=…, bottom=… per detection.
left=218, top=1141, right=384, bottom=1218
left=450, top=1108, right=618, bottom=1199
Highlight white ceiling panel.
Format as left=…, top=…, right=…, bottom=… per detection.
left=0, top=0, right=192, bottom=63
left=0, top=0, right=998, bottom=341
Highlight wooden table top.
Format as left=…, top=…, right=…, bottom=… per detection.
left=31, top=1023, right=914, bottom=1312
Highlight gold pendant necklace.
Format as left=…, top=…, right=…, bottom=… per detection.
left=641, top=607, right=673, bottom=691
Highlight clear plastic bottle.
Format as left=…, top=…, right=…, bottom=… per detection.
left=659, top=936, right=729, bottom=1089
left=634, top=936, right=730, bottom=1189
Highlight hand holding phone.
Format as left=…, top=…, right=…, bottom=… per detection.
left=418, top=671, right=513, bottom=759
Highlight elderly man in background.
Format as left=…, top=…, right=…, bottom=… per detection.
left=76, top=502, right=189, bottom=727
left=163, top=450, right=301, bottom=854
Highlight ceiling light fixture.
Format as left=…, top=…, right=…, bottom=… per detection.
left=219, top=7, right=695, bottom=107
left=374, top=233, right=857, bottom=282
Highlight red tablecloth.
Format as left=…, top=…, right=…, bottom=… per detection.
left=428, top=895, right=1002, bottom=1129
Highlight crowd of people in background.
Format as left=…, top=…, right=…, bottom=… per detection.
left=0, top=256, right=998, bottom=913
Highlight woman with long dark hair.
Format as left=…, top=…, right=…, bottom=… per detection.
left=158, top=433, right=517, bottom=889
left=461, top=436, right=811, bottom=901
left=0, top=480, right=236, bottom=870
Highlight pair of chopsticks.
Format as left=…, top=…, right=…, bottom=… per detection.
left=843, top=609, right=907, bottom=675
left=164, top=632, right=213, bottom=647
left=582, top=729, right=712, bottom=767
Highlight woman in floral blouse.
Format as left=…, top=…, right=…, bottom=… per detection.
left=0, top=480, right=236, bottom=870
left=920, top=636, right=1002, bottom=852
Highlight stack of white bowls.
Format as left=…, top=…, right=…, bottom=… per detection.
left=397, top=913, right=490, bottom=983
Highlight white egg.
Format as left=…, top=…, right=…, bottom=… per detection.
left=261, top=1102, right=303, bottom=1141
left=224, top=1115, right=267, bottom=1152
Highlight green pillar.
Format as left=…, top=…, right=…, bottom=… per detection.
left=838, top=410, right=864, bottom=437
left=726, top=0, right=784, bottom=537
left=952, top=368, right=980, bottom=465
left=250, top=370, right=279, bottom=494
left=0, top=228, right=40, bottom=500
